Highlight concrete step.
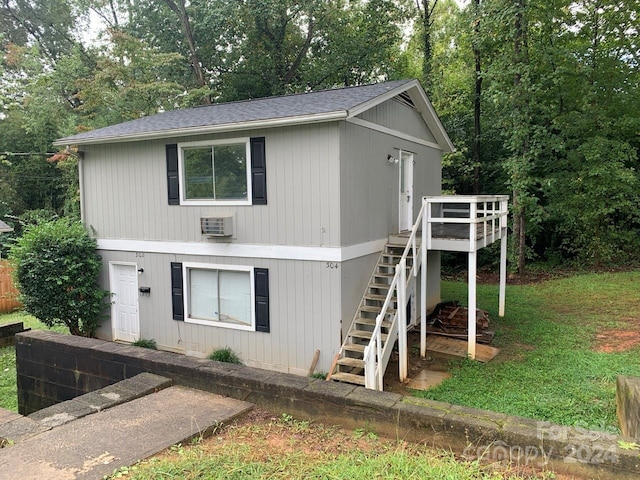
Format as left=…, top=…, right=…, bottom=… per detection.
left=0, top=387, right=253, bottom=480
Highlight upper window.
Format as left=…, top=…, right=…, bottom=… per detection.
left=179, top=139, right=251, bottom=205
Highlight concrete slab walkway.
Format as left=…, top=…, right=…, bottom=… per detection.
left=0, top=386, right=253, bottom=480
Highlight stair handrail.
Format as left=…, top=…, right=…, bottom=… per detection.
left=363, top=201, right=428, bottom=390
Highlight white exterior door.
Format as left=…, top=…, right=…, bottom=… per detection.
left=110, top=263, right=139, bottom=343
left=399, top=150, right=414, bottom=231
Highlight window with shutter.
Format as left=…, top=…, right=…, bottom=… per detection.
left=166, top=137, right=266, bottom=206
left=172, top=262, right=269, bottom=332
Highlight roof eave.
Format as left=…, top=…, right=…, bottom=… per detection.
left=346, top=79, right=456, bottom=154
left=54, top=110, right=349, bottom=146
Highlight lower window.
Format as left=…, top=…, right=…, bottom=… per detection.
left=186, top=264, right=253, bottom=330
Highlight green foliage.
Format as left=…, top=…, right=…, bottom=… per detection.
left=208, top=347, right=242, bottom=364
left=8, top=218, right=110, bottom=337
left=132, top=339, right=157, bottom=350
left=109, top=423, right=538, bottom=479
left=415, top=272, right=640, bottom=432
left=1, top=0, right=639, bottom=269
left=0, top=311, right=66, bottom=411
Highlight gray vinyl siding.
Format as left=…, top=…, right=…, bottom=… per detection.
left=97, top=250, right=342, bottom=375
left=338, top=121, right=442, bottom=246
left=82, top=123, right=342, bottom=247
left=355, top=98, right=437, bottom=144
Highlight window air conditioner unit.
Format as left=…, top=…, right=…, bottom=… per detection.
left=201, top=216, right=233, bottom=237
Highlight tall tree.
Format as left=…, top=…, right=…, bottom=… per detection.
left=471, top=0, right=482, bottom=193
left=415, top=0, right=438, bottom=95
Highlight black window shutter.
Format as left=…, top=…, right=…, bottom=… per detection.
left=166, top=144, right=179, bottom=205
left=170, top=262, right=184, bottom=321
left=250, top=137, right=267, bottom=205
left=254, top=268, right=270, bottom=332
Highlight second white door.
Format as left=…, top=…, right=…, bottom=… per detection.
left=399, top=150, right=414, bottom=231
left=111, top=263, right=139, bottom=343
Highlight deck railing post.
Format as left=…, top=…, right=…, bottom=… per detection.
left=421, top=201, right=428, bottom=358
left=499, top=199, right=508, bottom=317
left=468, top=250, right=477, bottom=360
left=397, top=260, right=407, bottom=382
left=469, top=202, right=477, bottom=251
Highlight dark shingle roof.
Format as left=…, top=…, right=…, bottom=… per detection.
left=56, top=80, right=415, bottom=145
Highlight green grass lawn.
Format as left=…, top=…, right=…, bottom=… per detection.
left=0, top=311, right=66, bottom=411
left=414, top=270, right=640, bottom=433
left=111, top=413, right=550, bottom=480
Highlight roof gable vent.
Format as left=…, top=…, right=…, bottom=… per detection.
left=201, top=216, right=233, bottom=237
left=395, top=92, right=416, bottom=110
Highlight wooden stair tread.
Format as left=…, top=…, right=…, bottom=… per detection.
left=337, top=357, right=365, bottom=368
left=378, top=262, right=411, bottom=269
left=360, top=305, right=395, bottom=314
left=369, top=283, right=391, bottom=289
left=350, top=330, right=388, bottom=341
left=342, top=344, right=366, bottom=353
left=330, top=372, right=366, bottom=386
left=365, top=293, right=396, bottom=301
left=354, top=317, right=392, bottom=328
left=373, top=272, right=394, bottom=278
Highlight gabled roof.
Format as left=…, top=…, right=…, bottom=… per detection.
left=55, top=79, right=454, bottom=152
left=0, top=220, right=13, bottom=233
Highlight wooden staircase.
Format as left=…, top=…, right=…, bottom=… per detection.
left=328, top=242, right=413, bottom=386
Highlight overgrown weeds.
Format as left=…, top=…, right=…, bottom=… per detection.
left=208, top=347, right=242, bottom=364
left=109, top=410, right=551, bottom=479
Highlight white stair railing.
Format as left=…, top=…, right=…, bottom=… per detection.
left=363, top=201, right=427, bottom=390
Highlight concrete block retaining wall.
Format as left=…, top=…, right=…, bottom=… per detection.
left=15, top=330, right=640, bottom=479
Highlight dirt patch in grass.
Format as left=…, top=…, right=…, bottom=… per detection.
left=594, top=317, right=640, bottom=353
left=139, top=407, right=583, bottom=480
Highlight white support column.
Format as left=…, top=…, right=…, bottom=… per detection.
left=468, top=251, right=477, bottom=360
left=398, top=260, right=408, bottom=382
left=421, top=206, right=428, bottom=358
left=499, top=230, right=507, bottom=317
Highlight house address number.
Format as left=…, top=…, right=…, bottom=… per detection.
left=325, top=262, right=339, bottom=269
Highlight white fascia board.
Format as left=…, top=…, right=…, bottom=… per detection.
left=407, top=87, right=456, bottom=153
left=54, top=111, right=348, bottom=147
left=96, top=238, right=387, bottom=263
left=346, top=117, right=442, bottom=150
left=346, top=80, right=456, bottom=154
left=346, top=79, right=420, bottom=118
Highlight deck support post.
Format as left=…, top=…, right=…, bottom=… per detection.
left=420, top=206, right=428, bottom=358
left=468, top=250, right=477, bottom=359
left=398, top=260, right=408, bottom=382
left=499, top=230, right=507, bottom=317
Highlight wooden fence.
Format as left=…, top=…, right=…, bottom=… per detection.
left=0, top=260, right=21, bottom=313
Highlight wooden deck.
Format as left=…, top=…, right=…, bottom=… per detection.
left=426, top=336, right=500, bottom=363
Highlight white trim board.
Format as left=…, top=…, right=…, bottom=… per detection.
left=346, top=117, right=442, bottom=151
left=96, top=238, right=387, bottom=263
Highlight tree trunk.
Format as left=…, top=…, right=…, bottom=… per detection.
left=512, top=0, right=529, bottom=274
left=162, top=0, right=211, bottom=104
left=418, top=0, right=438, bottom=96
left=472, top=0, right=482, bottom=194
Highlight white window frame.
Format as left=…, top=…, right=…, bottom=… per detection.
left=183, top=262, right=255, bottom=331
left=178, top=138, right=252, bottom=206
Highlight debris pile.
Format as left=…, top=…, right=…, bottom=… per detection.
left=426, top=301, right=494, bottom=344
